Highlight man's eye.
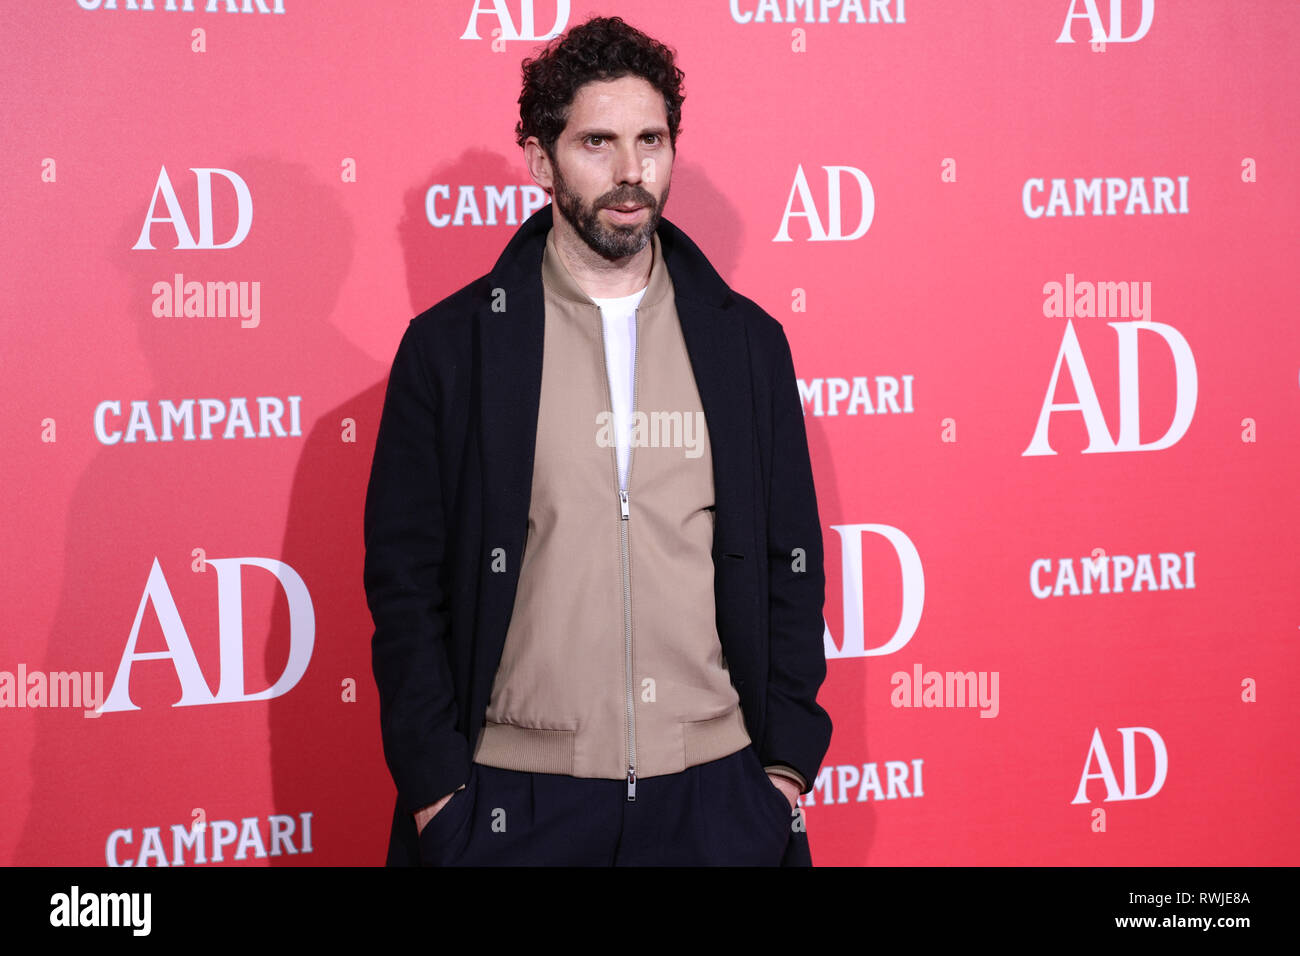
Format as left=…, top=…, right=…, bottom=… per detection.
left=587, top=136, right=605, bottom=147
left=643, top=134, right=660, bottom=145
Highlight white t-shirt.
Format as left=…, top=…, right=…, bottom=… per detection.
left=590, top=286, right=648, bottom=492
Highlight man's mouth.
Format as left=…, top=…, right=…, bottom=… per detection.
left=605, top=203, right=647, bottom=222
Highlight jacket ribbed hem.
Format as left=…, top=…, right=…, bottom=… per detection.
left=473, top=706, right=752, bottom=779
left=473, top=722, right=576, bottom=775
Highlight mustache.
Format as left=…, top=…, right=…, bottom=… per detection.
left=600, top=188, right=657, bottom=209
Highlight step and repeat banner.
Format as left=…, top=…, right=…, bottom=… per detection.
left=2, top=1, right=1296, bottom=867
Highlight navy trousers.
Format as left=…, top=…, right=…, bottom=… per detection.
left=415, top=744, right=812, bottom=866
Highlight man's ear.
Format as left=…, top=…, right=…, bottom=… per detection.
left=524, top=138, right=553, bottom=195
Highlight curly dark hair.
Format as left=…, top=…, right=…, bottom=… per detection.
left=515, top=15, right=685, bottom=158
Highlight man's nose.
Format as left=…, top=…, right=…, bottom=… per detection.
left=615, top=142, right=643, bottom=185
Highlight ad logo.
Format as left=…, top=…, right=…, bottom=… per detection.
left=1072, top=726, right=1167, bottom=803
left=460, top=0, right=568, bottom=41
left=99, top=557, right=314, bottom=713
left=1056, top=0, right=1154, bottom=44
left=774, top=165, right=875, bottom=242
left=133, top=166, right=253, bottom=251
left=1023, top=320, right=1197, bottom=456
left=823, top=524, right=924, bottom=659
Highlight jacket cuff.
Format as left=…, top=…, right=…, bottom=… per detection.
left=763, top=763, right=809, bottom=792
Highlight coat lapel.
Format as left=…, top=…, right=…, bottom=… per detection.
left=478, top=211, right=548, bottom=571
left=674, top=295, right=757, bottom=556
left=658, top=216, right=758, bottom=563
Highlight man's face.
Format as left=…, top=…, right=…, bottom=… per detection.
left=542, top=75, right=673, bottom=261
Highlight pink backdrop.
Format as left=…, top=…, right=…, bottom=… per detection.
left=2, top=0, right=1297, bottom=866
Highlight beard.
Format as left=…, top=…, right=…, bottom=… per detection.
left=551, top=161, right=669, bottom=262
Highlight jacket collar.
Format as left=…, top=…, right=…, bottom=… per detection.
left=488, top=203, right=732, bottom=310
left=541, top=227, right=674, bottom=313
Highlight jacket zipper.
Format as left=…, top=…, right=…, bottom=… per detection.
left=598, top=302, right=639, bottom=801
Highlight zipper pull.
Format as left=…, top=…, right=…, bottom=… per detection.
left=626, top=767, right=637, bottom=801
left=619, top=487, right=629, bottom=520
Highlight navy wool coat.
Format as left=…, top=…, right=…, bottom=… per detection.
left=364, top=203, right=833, bottom=865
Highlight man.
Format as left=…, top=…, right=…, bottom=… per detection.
left=365, top=15, right=831, bottom=866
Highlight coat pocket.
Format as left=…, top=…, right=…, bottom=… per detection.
left=417, top=772, right=476, bottom=866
